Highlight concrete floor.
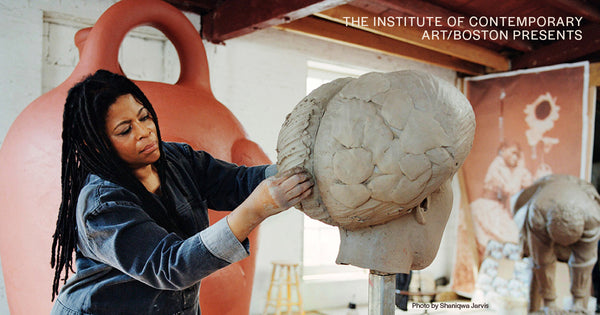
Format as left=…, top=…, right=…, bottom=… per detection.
left=310, top=302, right=497, bottom=315
left=309, top=299, right=600, bottom=315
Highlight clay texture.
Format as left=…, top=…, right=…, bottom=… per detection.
left=277, top=70, right=475, bottom=272
left=336, top=180, right=454, bottom=273
left=277, top=71, right=475, bottom=230
left=514, top=174, right=600, bottom=313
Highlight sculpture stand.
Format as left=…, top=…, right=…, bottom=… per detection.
left=368, top=270, right=395, bottom=315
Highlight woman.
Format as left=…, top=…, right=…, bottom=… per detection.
left=469, top=141, right=532, bottom=259
left=50, top=70, right=313, bottom=314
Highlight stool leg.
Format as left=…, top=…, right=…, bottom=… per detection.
left=275, top=266, right=284, bottom=315
left=286, top=266, right=293, bottom=315
left=263, top=265, right=278, bottom=315
left=294, top=265, right=304, bottom=315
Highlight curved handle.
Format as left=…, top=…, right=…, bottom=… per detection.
left=75, top=0, right=210, bottom=90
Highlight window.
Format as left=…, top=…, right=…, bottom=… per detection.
left=302, top=61, right=372, bottom=281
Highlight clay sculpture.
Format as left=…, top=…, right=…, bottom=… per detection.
left=277, top=70, right=475, bottom=273
left=513, top=174, right=600, bottom=314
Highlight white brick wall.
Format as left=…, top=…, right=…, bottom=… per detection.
left=0, top=1, right=457, bottom=314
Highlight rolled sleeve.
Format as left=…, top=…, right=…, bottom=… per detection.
left=199, top=217, right=249, bottom=264
left=265, top=164, right=278, bottom=178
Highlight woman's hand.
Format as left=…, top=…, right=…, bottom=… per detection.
left=227, top=167, right=313, bottom=241
left=256, top=167, right=313, bottom=216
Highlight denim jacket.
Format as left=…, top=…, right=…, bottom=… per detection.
left=51, top=142, right=272, bottom=315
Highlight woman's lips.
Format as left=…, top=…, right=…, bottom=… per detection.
left=140, top=142, right=158, bottom=154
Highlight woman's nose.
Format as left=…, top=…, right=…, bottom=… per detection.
left=134, top=121, right=152, bottom=139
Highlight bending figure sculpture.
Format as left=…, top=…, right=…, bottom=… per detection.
left=513, top=174, right=600, bottom=314
left=277, top=70, right=476, bottom=273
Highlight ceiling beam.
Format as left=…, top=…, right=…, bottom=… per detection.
left=590, top=62, right=600, bottom=86
left=314, top=4, right=510, bottom=71
left=539, top=0, right=600, bottom=23
left=202, top=0, right=352, bottom=43
left=277, top=16, right=485, bottom=75
left=511, top=23, right=600, bottom=70
left=365, top=0, right=533, bottom=52
left=164, top=0, right=217, bottom=14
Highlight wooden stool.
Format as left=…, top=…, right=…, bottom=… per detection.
left=263, top=261, right=304, bottom=315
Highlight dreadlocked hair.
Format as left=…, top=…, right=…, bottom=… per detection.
left=51, top=70, right=178, bottom=300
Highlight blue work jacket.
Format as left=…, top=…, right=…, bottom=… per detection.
left=51, top=142, right=272, bottom=314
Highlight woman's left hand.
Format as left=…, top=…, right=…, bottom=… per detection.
left=227, top=167, right=313, bottom=241
left=251, top=167, right=313, bottom=217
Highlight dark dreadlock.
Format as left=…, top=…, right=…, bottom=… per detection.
left=50, top=70, right=179, bottom=300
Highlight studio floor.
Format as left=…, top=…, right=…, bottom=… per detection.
left=307, top=300, right=600, bottom=315
left=308, top=301, right=496, bottom=315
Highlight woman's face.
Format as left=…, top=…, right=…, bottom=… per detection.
left=501, top=145, right=520, bottom=167
left=105, top=94, right=160, bottom=169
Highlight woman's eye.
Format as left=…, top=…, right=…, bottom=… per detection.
left=140, top=111, right=152, bottom=121
left=118, top=126, right=131, bottom=135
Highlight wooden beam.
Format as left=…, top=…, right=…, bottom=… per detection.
left=540, top=0, right=600, bottom=23
left=277, top=16, right=485, bottom=75
left=202, top=0, right=352, bottom=43
left=511, top=24, right=600, bottom=70
left=164, top=0, right=217, bottom=15
left=314, top=4, right=510, bottom=71
left=590, top=62, right=600, bottom=87
left=584, top=82, right=596, bottom=180
left=367, top=0, right=533, bottom=52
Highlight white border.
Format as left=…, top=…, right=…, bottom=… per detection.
left=464, top=61, right=590, bottom=179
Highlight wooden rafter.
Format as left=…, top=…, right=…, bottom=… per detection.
left=162, top=0, right=600, bottom=74
left=314, top=4, right=510, bottom=71
left=201, top=0, right=352, bottom=43
left=540, top=0, right=600, bottom=23
left=277, top=16, right=485, bottom=75
left=365, top=0, right=533, bottom=52
left=511, top=23, right=600, bottom=70
left=164, top=0, right=217, bottom=14
left=591, top=62, right=600, bottom=86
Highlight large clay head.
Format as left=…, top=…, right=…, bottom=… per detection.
left=277, top=70, right=475, bottom=273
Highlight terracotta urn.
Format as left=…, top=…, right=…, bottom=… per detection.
left=0, top=0, right=267, bottom=313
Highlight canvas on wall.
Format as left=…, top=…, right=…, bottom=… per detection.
left=452, top=61, right=590, bottom=295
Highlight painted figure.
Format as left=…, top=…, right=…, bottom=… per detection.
left=470, top=141, right=533, bottom=258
